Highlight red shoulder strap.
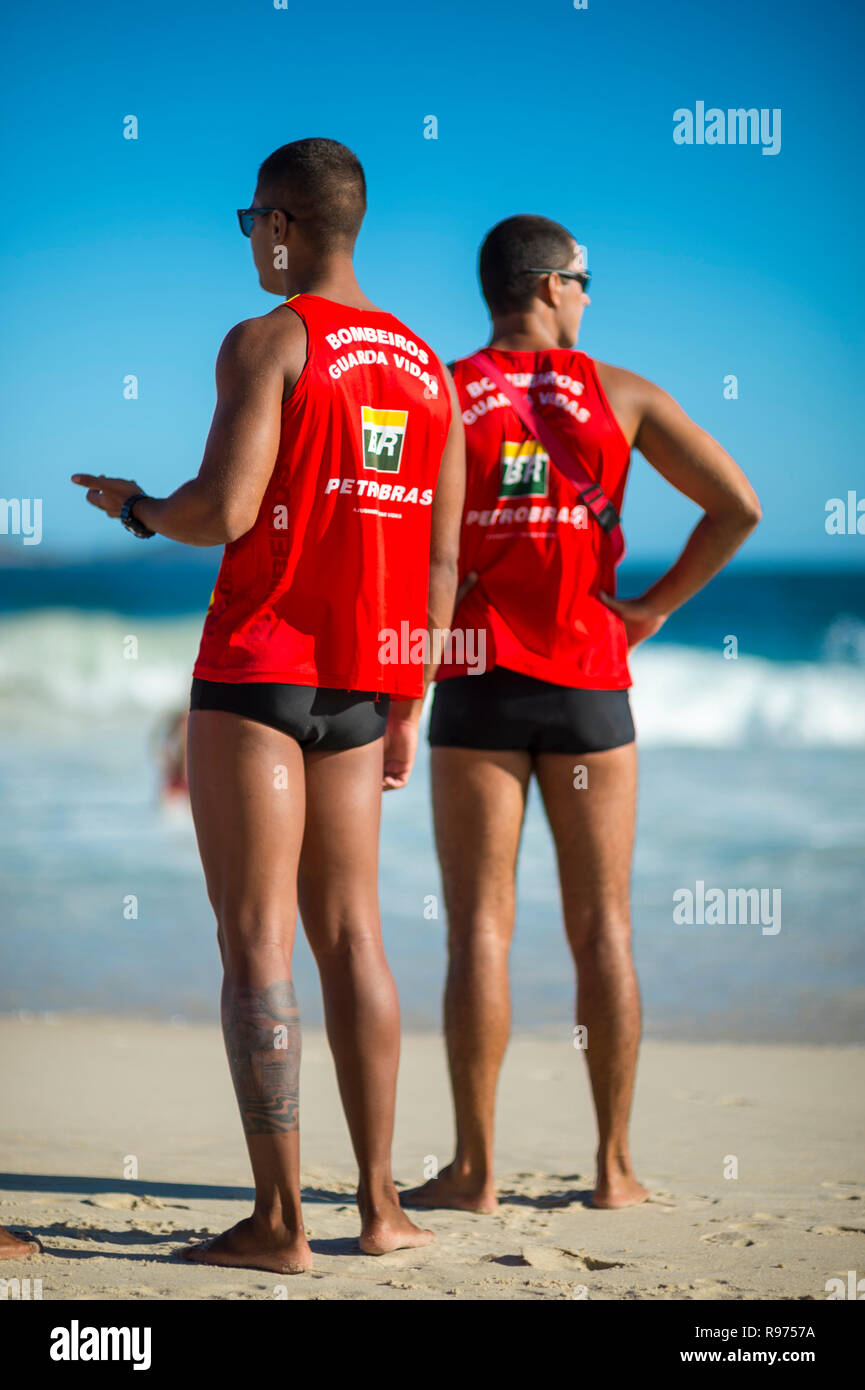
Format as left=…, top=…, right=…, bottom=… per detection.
left=471, top=351, right=624, bottom=562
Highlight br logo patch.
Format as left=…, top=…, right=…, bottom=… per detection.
left=362, top=406, right=408, bottom=473
left=499, top=440, right=549, bottom=498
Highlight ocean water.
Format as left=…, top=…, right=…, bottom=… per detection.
left=0, top=552, right=863, bottom=1042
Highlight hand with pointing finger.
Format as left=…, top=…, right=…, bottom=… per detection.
left=71, top=473, right=143, bottom=519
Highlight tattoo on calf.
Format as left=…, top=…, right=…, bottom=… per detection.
left=222, top=979, right=301, bottom=1134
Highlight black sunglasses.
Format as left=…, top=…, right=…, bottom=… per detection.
left=237, top=206, right=295, bottom=237
left=526, top=266, right=592, bottom=292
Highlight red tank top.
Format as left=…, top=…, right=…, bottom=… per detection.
left=193, top=295, right=452, bottom=698
left=439, top=347, right=632, bottom=689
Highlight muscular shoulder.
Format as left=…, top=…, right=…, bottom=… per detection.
left=217, top=307, right=308, bottom=392
left=592, top=359, right=671, bottom=447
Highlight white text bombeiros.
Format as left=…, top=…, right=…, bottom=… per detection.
left=462, top=370, right=591, bottom=426
left=324, top=327, right=439, bottom=395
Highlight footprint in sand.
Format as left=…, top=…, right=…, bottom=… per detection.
left=820, top=1182, right=864, bottom=1201
left=517, top=1246, right=625, bottom=1272
left=700, top=1230, right=756, bottom=1247
left=83, top=1194, right=187, bottom=1212
left=702, top=1214, right=787, bottom=1246
left=808, top=1224, right=865, bottom=1236
left=700, top=1225, right=767, bottom=1248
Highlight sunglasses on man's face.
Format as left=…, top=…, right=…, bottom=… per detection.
left=526, top=266, right=592, bottom=292
left=236, top=206, right=295, bottom=237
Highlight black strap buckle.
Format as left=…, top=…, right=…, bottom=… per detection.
left=579, top=487, right=620, bottom=534
left=595, top=501, right=620, bottom=533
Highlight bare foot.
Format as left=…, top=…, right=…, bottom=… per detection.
left=592, top=1158, right=651, bottom=1209
left=178, top=1216, right=312, bottom=1274
left=357, top=1184, right=435, bottom=1254
left=0, top=1225, right=42, bottom=1260
left=400, top=1163, right=497, bottom=1214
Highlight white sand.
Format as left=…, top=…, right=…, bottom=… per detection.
left=1, top=1016, right=863, bottom=1300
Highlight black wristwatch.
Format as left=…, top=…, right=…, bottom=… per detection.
left=120, top=493, right=155, bottom=539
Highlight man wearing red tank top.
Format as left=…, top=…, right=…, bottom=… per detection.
left=72, top=138, right=465, bottom=1272
left=402, top=215, right=761, bottom=1215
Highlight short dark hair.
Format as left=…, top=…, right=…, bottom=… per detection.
left=256, top=137, right=367, bottom=252
left=479, top=214, right=576, bottom=313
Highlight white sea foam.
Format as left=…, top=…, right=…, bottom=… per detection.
left=629, top=645, right=865, bottom=748
left=1, top=612, right=864, bottom=747
left=0, top=611, right=201, bottom=729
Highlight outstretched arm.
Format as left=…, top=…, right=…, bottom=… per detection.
left=72, top=314, right=302, bottom=546
left=595, top=365, right=762, bottom=647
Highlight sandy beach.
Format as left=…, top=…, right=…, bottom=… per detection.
left=1, top=1015, right=863, bottom=1301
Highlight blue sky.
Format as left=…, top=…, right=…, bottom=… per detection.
left=1, top=0, right=863, bottom=563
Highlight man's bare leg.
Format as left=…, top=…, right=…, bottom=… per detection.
left=299, top=740, right=433, bottom=1253
left=180, top=709, right=312, bottom=1273
left=534, top=743, right=649, bottom=1208
left=402, top=748, right=530, bottom=1212
left=0, top=1226, right=41, bottom=1259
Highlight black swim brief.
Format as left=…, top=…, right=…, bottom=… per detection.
left=428, top=665, right=634, bottom=755
left=189, top=678, right=389, bottom=752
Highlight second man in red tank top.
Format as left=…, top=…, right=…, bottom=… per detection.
left=402, top=214, right=761, bottom=1216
